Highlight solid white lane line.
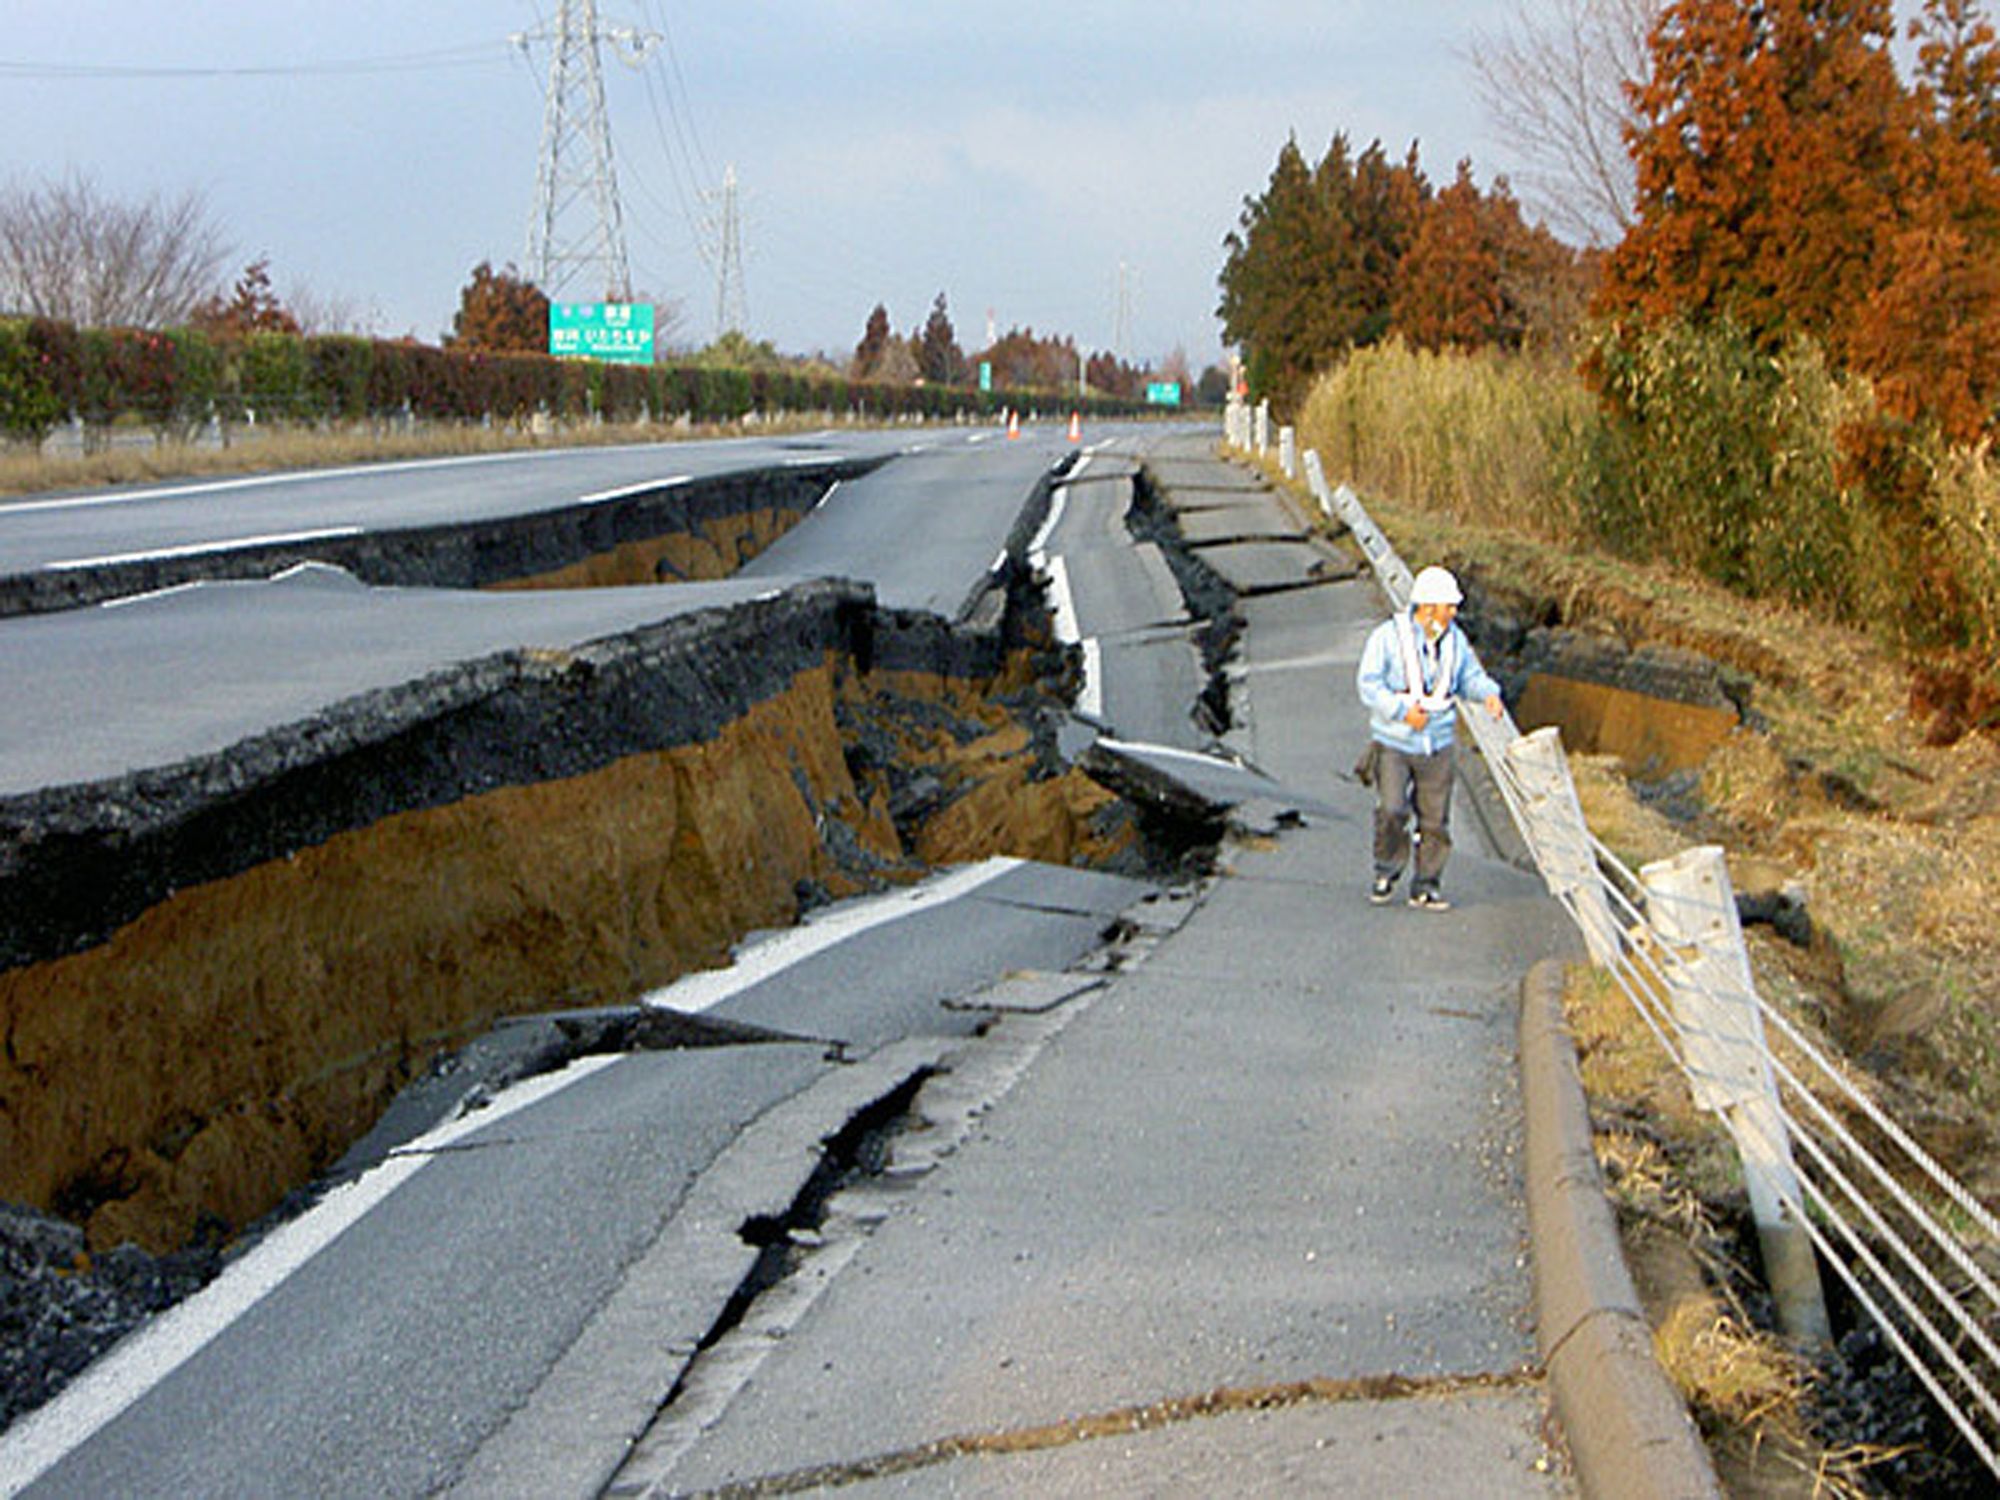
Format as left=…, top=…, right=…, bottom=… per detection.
left=0, top=443, right=682, bottom=518
left=577, top=475, right=692, bottom=503
left=96, top=582, right=204, bottom=610
left=1044, top=555, right=1081, bottom=645
left=1096, top=736, right=1248, bottom=769
left=1079, top=637, right=1104, bottom=719
left=0, top=1054, right=623, bottom=1498
left=43, top=527, right=364, bottom=571
left=1026, top=487, right=1067, bottom=564
left=642, top=857, right=1028, bottom=1015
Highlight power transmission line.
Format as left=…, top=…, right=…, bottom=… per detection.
left=0, top=45, right=507, bottom=79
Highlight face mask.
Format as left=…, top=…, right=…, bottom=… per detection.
left=1421, top=615, right=1446, bottom=643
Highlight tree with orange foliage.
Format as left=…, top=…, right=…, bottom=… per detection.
left=1393, top=163, right=1505, bottom=349
left=1852, top=0, right=2000, bottom=440
left=447, top=262, right=549, bottom=354
left=191, top=258, right=301, bottom=339
left=1912, top=0, right=2000, bottom=158
left=1601, top=0, right=1920, bottom=362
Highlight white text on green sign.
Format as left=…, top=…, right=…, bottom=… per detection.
left=549, top=303, right=656, bottom=365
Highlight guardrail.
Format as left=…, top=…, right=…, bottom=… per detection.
left=1224, top=410, right=2000, bottom=1481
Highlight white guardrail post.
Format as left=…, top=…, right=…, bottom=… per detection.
left=1224, top=397, right=1247, bottom=451
left=1279, top=424, right=1296, bottom=479
left=1254, top=399, right=1269, bottom=458
left=1502, top=727, right=1621, bottom=967
left=1641, top=846, right=1832, bottom=1347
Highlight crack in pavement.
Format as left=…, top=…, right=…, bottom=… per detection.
left=656, top=1370, right=1548, bottom=1498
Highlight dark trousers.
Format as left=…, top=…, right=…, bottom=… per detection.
left=1373, top=742, right=1455, bottom=891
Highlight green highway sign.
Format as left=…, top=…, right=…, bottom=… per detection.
left=1146, top=381, right=1183, bottom=407
left=549, top=302, right=655, bottom=364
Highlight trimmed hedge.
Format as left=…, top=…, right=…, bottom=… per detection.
left=0, top=317, right=1148, bottom=442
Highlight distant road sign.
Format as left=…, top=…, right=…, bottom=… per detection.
left=979, top=361, right=992, bottom=393
left=549, top=303, right=655, bottom=364
left=1146, top=381, right=1182, bottom=407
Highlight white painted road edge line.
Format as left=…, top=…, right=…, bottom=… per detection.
left=1024, top=502, right=1100, bottom=721
left=1079, top=638, right=1104, bottom=719
left=96, top=581, right=204, bottom=610
left=642, top=856, right=1028, bottom=1015
left=577, top=474, right=692, bottom=504
left=1026, top=486, right=1068, bottom=563
left=0, top=443, right=682, bottom=517
left=0, top=1053, right=624, bottom=1499
left=1043, top=555, right=1081, bottom=645
left=1096, top=735, right=1248, bottom=770
left=43, top=526, right=364, bottom=571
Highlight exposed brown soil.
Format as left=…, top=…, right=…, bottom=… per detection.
left=0, top=655, right=1134, bottom=1256
left=491, top=508, right=801, bottom=590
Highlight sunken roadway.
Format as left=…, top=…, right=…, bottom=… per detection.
left=0, top=425, right=1633, bottom=1497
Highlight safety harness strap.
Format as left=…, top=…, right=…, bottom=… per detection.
left=1393, top=611, right=1457, bottom=714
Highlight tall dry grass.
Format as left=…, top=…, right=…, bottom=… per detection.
left=1296, top=334, right=2000, bottom=669
left=1296, top=337, right=1593, bottom=541
left=1927, top=442, right=2000, bottom=665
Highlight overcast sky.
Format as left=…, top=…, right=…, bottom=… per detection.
left=6, top=3, right=1542, bottom=367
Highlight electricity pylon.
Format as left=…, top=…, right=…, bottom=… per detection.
left=1113, top=261, right=1135, bottom=365
left=711, top=164, right=747, bottom=336
left=518, top=0, right=656, bottom=302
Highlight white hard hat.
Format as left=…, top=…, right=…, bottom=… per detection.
left=1410, top=566, right=1463, bottom=606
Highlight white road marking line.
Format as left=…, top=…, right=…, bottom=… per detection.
left=43, top=526, right=364, bottom=571
left=1026, top=488, right=1068, bottom=564
left=97, top=582, right=204, bottom=610
left=1079, top=637, right=1103, bottom=719
left=1096, top=735, right=1249, bottom=770
left=0, top=443, right=677, bottom=518
left=1044, top=555, right=1081, bottom=645
left=0, top=1054, right=623, bottom=1498
left=577, top=475, right=692, bottom=503
left=643, top=857, right=1027, bottom=1015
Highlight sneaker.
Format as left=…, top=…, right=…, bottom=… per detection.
left=1408, top=888, right=1451, bottom=911
left=1369, top=875, right=1396, bottom=905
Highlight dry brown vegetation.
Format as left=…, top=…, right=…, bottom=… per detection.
left=1251, top=440, right=1999, bottom=1488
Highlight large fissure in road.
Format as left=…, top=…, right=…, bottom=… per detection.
left=0, top=583, right=1148, bottom=1263
left=0, top=451, right=1248, bottom=1437
left=0, top=458, right=892, bottom=617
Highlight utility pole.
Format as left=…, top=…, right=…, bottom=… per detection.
left=710, top=164, right=747, bottom=336
left=517, top=0, right=656, bottom=302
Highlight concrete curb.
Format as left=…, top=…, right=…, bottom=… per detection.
left=1519, top=958, right=1723, bottom=1500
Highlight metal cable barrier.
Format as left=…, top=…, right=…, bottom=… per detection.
left=1242, top=417, right=2000, bottom=1481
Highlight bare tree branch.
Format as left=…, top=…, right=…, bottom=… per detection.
left=0, top=171, right=230, bottom=327
left=1467, top=0, right=1660, bottom=245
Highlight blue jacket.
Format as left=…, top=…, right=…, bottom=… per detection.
left=1356, top=611, right=1502, bottom=756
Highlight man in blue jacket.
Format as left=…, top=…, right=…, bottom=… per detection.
left=1355, top=565, right=1505, bottom=910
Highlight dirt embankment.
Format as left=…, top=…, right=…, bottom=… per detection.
left=0, top=564, right=1149, bottom=1259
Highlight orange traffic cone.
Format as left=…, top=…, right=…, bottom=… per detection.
left=1067, top=411, right=1081, bottom=443
left=1006, top=410, right=1020, bottom=440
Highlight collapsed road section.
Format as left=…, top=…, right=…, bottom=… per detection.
left=0, top=561, right=1150, bottom=1266
left=0, top=451, right=893, bottom=617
